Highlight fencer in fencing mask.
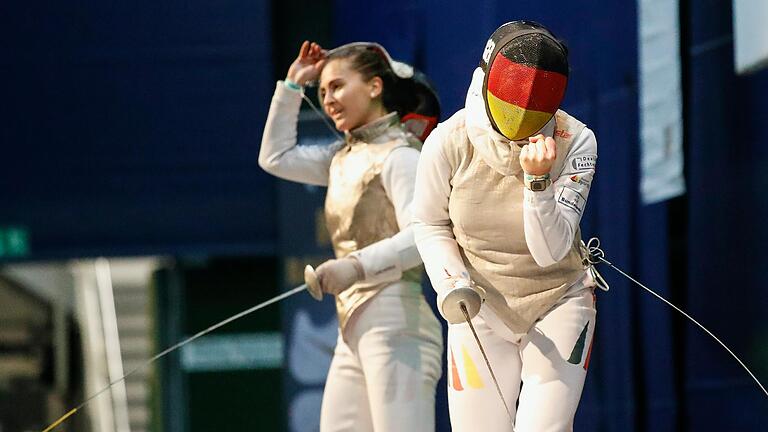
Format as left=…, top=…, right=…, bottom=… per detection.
left=479, top=21, right=569, bottom=141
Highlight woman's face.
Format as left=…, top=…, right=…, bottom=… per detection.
left=318, top=58, right=383, bottom=132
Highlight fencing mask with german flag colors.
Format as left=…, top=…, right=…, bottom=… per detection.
left=480, top=21, right=569, bottom=141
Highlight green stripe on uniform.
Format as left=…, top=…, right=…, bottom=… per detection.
left=568, top=321, right=590, bottom=365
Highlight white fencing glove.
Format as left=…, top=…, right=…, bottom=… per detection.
left=313, top=257, right=365, bottom=296
left=437, top=277, right=486, bottom=324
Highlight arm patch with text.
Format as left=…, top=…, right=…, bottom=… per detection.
left=564, top=154, right=597, bottom=174
left=558, top=186, right=586, bottom=214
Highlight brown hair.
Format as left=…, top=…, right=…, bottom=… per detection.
left=324, top=45, right=417, bottom=116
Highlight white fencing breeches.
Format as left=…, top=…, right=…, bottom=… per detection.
left=319, top=283, right=444, bottom=432
left=447, top=281, right=597, bottom=432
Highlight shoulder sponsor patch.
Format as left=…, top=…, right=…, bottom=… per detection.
left=558, top=186, right=586, bottom=214
left=570, top=155, right=596, bottom=172
left=569, top=174, right=592, bottom=187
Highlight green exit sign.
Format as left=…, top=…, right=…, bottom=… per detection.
left=0, top=227, right=30, bottom=258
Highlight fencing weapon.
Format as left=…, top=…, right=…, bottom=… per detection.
left=444, top=236, right=767, bottom=432
left=41, top=266, right=324, bottom=432
left=458, top=301, right=517, bottom=431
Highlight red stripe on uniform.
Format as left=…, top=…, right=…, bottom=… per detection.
left=584, top=291, right=597, bottom=370
left=486, top=55, right=567, bottom=114
left=450, top=347, right=464, bottom=391
left=583, top=330, right=595, bottom=370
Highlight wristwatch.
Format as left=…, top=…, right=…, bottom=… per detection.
left=524, top=173, right=551, bottom=191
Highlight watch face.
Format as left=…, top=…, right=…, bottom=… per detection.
left=531, top=180, right=546, bottom=191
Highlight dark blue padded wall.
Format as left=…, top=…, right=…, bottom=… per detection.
left=1, top=1, right=276, bottom=259
left=685, top=1, right=768, bottom=429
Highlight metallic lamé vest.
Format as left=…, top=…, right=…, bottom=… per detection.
left=448, top=110, right=588, bottom=333
left=325, top=113, right=423, bottom=330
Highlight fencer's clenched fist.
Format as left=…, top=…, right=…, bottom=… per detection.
left=519, top=134, right=556, bottom=176
left=314, top=257, right=365, bottom=296
left=286, top=41, right=327, bottom=86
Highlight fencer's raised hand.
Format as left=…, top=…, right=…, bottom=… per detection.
left=314, top=257, right=365, bottom=296
left=437, top=276, right=486, bottom=324
left=520, top=134, right=557, bottom=176
left=286, top=40, right=327, bottom=86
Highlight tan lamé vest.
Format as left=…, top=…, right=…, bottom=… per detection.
left=446, top=110, right=588, bottom=334
left=325, top=114, right=422, bottom=330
